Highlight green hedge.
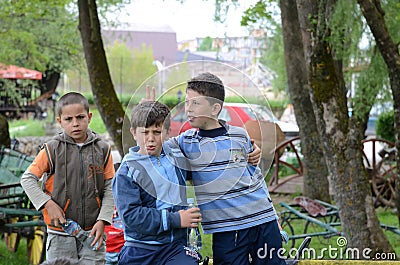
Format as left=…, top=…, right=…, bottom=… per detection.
left=80, top=92, right=288, bottom=113
left=376, top=111, right=395, bottom=143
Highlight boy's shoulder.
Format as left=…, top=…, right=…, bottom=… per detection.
left=226, top=124, right=248, bottom=134
left=43, top=133, right=111, bottom=152
left=180, top=128, right=199, bottom=137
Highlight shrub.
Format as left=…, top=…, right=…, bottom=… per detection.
left=376, top=111, right=395, bottom=143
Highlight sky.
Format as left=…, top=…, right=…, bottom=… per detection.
left=114, top=0, right=258, bottom=41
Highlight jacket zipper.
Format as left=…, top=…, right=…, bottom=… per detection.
left=235, top=230, right=238, bottom=246
left=79, top=146, right=85, bottom=228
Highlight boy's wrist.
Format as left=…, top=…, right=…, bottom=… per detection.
left=96, top=219, right=107, bottom=226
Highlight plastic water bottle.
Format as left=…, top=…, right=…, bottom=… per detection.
left=187, top=198, right=202, bottom=251
left=62, top=219, right=98, bottom=250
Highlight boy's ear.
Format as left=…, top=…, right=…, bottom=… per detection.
left=130, top=127, right=137, bottom=140
left=212, top=103, right=222, bottom=116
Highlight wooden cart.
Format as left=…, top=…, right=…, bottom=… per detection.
left=0, top=146, right=46, bottom=265
left=268, top=137, right=398, bottom=208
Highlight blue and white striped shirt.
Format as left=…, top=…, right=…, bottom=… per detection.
left=165, top=122, right=278, bottom=234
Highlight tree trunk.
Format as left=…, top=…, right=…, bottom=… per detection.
left=42, top=70, right=60, bottom=94
left=296, top=0, right=394, bottom=254
left=357, top=0, right=400, bottom=225
left=77, top=0, right=132, bottom=156
left=279, top=0, right=330, bottom=202
left=0, top=114, right=10, bottom=148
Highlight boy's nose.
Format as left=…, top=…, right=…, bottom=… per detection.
left=147, top=134, right=155, bottom=141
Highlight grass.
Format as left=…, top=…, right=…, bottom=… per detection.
left=1, top=197, right=399, bottom=263
left=275, top=202, right=400, bottom=260
left=0, top=238, right=31, bottom=265
left=9, top=119, right=47, bottom=138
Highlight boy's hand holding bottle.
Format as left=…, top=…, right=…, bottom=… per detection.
left=179, top=206, right=201, bottom=228
left=185, top=198, right=202, bottom=251
left=62, top=219, right=105, bottom=251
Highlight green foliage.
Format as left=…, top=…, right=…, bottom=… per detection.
left=241, top=1, right=273, bottom=27
left=214, top=0, right=239, bottom=23
left=351, top=53, right=388, bottom=120
left=89, top=109, right=108, bottom=134
left=376, top=111, right=395, bottom=143
left=198, top=37, right=215, bottom=51
left=131, top=43, right=158, bottom=90
left=260, top=24, right=287, bottom=94
left=0, top=2, right=81, bottom=72
left=328, top=0, right=363, bottom=62
left=106, top=41, right=136, bottom=95
left=66, top=41, right=158, bottom=98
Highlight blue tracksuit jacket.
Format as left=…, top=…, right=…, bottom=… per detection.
left=112, top=146, right=188, bottom=246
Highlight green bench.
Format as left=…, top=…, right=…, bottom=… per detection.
left=0, top=146, right=34, bottom=184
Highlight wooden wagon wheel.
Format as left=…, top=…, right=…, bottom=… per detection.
left=27, top=225, right=47, bottom=265
left=3, top=216, right=20, bottom=252
left=361, top=138, right=396, bottom=208
left=371, top=151, right=397, bottom=208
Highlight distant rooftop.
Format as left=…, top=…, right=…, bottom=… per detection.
left=104, top=23, right=175, bottom=34
left=102, top=24, right=177, bottom=65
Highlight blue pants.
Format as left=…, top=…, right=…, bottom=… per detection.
left=118, top=240, right=199, bottom=265
left=212, top=221, right=286, bottom=265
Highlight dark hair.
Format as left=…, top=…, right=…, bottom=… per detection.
left=130, top=101, right=171, bottom=130
left=56, top=92, right=89, bottom=116
left=187, top=72, right=225, bottom=106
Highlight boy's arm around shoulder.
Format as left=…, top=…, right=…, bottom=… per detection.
left=20, top=149, right=52, bottom=210
left=112, top=162, right=182, bottom=236
left=97, top=151, right=115, bottom=225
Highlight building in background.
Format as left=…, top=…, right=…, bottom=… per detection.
left=61, top=24, right=271, bottom=98
left=102, top=23, right=177, bottom=66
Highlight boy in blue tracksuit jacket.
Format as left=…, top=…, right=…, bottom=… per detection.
left=112, top=101, right=201, bottom=265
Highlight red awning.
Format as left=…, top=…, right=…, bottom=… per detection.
left=0, top=63, right=42, bottom=80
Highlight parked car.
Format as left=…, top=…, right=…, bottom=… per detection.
left=169, top=102, right=300, bottom=174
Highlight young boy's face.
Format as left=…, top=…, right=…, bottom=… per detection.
left=57, top=103, right=92, bottom=143
left=185, top=89, right=221, bottom=130
left=131, top=124, right=170, bottom=156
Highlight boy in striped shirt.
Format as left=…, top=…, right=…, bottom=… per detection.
left=165, top=72, right=286, bottom=264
